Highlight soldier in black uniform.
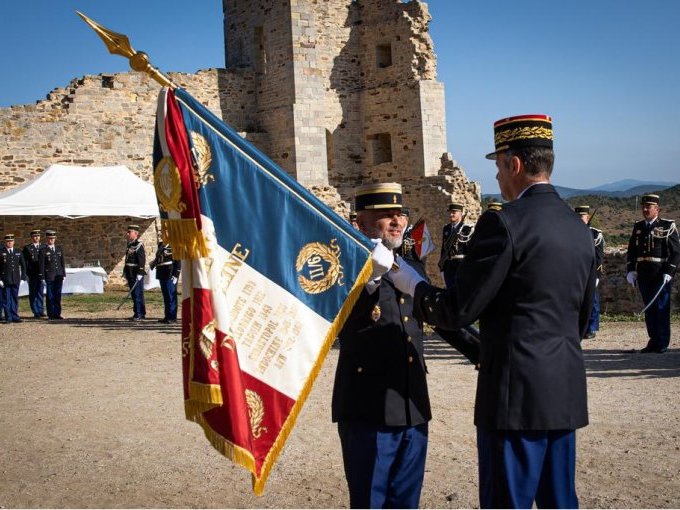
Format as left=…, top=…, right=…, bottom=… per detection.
left=124, top=225, right=146, bottom=321
left=626, top=194, right=680, bottom=353
left=39, top=230, right=66, bottom=320
left=349, top=211, right=359, bottom=230
left=150, top=240, right=181, bottom=323
left=438, top=203, right=474, bottom=288
left=0, top=234, right=27, bottom=323
left=332, top=183, right=431, bottom=509
left=23, top=229, right=46, bottom=318
left=575, top=205, right=604, bottom=339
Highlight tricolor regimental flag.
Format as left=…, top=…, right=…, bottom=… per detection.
left=153, top=88, right=373, bottom=494
left=410, top=218, right=435, bottom=259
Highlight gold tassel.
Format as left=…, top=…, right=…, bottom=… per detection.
left=188, top=381, right=224, bottom=406
left=161, top=218, right=209, bottom=260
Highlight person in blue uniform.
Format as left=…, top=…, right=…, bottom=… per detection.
left=390, top=114, right=595, bottom=508
left=150, top=240, right=180, bottom=323
left=0, top=234, right=27, bottom=323
left=438, top=203, right=474, bottom=288
left=626, top=194, right=679, bottom=353
left=575, top=206, right=605, bottom=339
left=332, top=183, right=431, bottom=509
left=39, top=230, right=66, bottom=320
left=124, top=225, right=146, bottom=321
left=23, top=229, right=46, bottom=318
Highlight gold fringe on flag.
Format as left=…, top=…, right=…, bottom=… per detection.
left=161, top=218, right=209, bottom=260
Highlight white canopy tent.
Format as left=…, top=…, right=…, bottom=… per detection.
left=0, top=164, right=159, bottom=218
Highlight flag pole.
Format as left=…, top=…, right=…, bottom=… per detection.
left=75, top=11, right=177, bottom=89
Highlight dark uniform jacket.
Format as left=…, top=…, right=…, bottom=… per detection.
left=39, top=245, right=66, bottom=281
left=0, top=247, right=27, bottom=285
left=332, top=262, right=431, bottom=427
left=123, top=240, right=146, bottom=280
left=23, top=243, right=45, bottom=278
left=626, top=218, right=679, bottom=281
left=414, top=184, right=595, bottom=431
left=439, top=222, right=474, bottom=271
left=149, top=243, right=181, bottom=280
left=591, top=227, right=605, bottom=279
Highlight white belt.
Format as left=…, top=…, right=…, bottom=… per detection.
left=157, top=261, right=173, bottom=266
left=637, top=257, right=666, bottom=263
left=449, top=255, right=465, bottom=260
left=125, top=263, right=139, bottom=266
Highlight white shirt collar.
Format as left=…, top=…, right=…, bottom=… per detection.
left=516, top=181, right=550, bottom=200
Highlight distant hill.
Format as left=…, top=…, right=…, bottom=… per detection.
left=483, top=179, right=678, bottom=200
left=591, top=179, right=678, bottom=192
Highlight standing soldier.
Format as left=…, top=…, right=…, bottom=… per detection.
left=438, top=203, right=474, bottom=288
left=575, top=205, right=604, bottom=339
left=0, top=234, right=27, bottom=323
left=23, top=229, right=46, bottom=318
left=124, top=225, right=146, bottom=321
left=150, top=240, right=180, bottom=323
left=349, top=211, right=359, bottom=230
left=40, top=230, right=66, bottom=320
left=626, top=194, right=680, bottom=353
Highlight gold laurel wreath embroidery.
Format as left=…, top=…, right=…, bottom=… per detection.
left=190, top=131, right=215, bottom=188
left=245, top=389, right=268, bottom=439
left=295, top=239, right=344, bottom=294
left=495, top=126, right=552, bottom=146
left=154, top=156, right=186, bottom=213
left=198, top=319, right=217, bottom=366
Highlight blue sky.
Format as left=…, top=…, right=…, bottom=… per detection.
left=1, top=0, right=678, bottom=194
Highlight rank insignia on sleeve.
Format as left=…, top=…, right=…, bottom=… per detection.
left=371, top=304, right=381, bottom=322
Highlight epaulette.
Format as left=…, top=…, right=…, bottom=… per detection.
left=487, top=203, right=503, bottom=212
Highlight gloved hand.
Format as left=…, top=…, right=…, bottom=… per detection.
left=369, top=239, right=394, bottom=280
left=595, top=278, right=600, bottom=288
left=663, top=273, right=672, bottom=285
left=42, top=280, right=46, bottom=286
left=136, top=274, right=144, bottom=281
left=389, top=256, right=425, bottom=296
left=0, top=280, right=4, bottom=288
left=626, top=271, right=637, bottom=286
left=171, top=276, right=178, bottom=285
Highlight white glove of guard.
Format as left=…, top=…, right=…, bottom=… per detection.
left=369, top=239, right=394, bottom=280
left=171, top=276, right=178, bottom=285
left=595, top=278, right=600, bottom=288
left=389, top=255, right=426, bottom=297
left=136, top=274, right=144, bottom=281
left=0, top=280, right=4, bottom=288
left=662, top=274, right=672, bottom=285
left=626, top=271, right=637, bottom=286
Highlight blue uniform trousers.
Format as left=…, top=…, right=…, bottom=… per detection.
left=638, top=276, right=671, bottom=350
left=587, top=290, right=600, bottom=334
left=127, top=277, right=146, bottom=318
left=28, top=276, right=45, bottom=316
left=477, top=427, right=578, bottom=509
left=45, top=277, right=64, bottom=319
left=3, top=284, right=21, bottom=322
left=0, top=286, right=4, bottom=320
left=337, top=421, right=428, bottom=509
left=159, top=278, right=178, bottom=320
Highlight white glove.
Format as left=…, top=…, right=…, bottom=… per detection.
left=0, top=280, right=3, bottom=288
left=171, top=276, right=178, bottom=285
left=136, top=274, right=144, bottom=281
left=389, top=256, right=425, bottom=296
left=663, top=274, right=672, bottom=285
left=626, top=271, right=637, bottom=286
left=595, top=278, right=600, bottom=288
left=369, top=239, right=394, bottom=280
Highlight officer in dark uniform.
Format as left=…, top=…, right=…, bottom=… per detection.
left=124, top=225, right=146, bottom=321
left=395, top=207, right=419, bottom=265
left=438, top=203, right=474, bottom=288
left=626, top=194, right=680, bottom=353
left=39, top=230, right=66, bottom=320
left=150, top=240, right=181, bottom=323
left=23, top=229, right=46, bottom=318
left=575, top=205, right=604, bottom=339
left=332, top=183, right=431, bottom=509
left=349, top=211, right=359, bottom=230
left=0, top=234, right=27, bottom=323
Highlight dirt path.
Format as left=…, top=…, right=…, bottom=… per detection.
left=1, top=310, right=679, bottom=508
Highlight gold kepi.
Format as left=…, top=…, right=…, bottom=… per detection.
left=75, top=11, right=177, bottom=89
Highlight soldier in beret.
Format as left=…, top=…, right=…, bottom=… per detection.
left=0, top=234, right=27, bottom=323
left=23, top=229, right=46, bottom=318
left=438, top=203, right=474, bottom=288
left=626, top=194, right=679, bottom=353
left=575, top=206, right=605, bottom=339
left=332, top=182, right=430, bottom=509
left=124, top=225, right=146, bottom=321
left=39, top=230, right=66, bottom=320
left=390, top=114, right=594, bottom=508
left=149, top=239, right=181, bottom=323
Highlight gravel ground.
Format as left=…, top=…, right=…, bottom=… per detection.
left=0, top=302, right=679, bottom=508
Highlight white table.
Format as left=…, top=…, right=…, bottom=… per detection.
left=19, top=266, right=109, bottom=296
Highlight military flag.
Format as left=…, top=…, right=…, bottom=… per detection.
left=409, top=218, right=435, bottom=259
left=152, top=87, right=373, bottom=494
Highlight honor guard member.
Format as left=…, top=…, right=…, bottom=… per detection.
left=349, top=211, right=359, bottom=230
left=150, top=240, right=180, bottom=323
left=332, top=183, right=431, bottom=509
left=23, top=229, right=46, bottom=318
left=396, top=207, right=419, bottom=264
left=390, top=114, right=594, bottom=508
left=438, top=203, right=474, bottom=288
left=40, top=230, right=66, bottom=320
left=626, top=194, right=680, bottom=353
left=0, top=234, right=27, bottom=323
left=124, top=225, right=146, bottom=321
left=576, top=205, right=604, bottom=339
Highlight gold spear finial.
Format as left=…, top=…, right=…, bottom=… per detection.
left=76, top=10, right=177, bottom=89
